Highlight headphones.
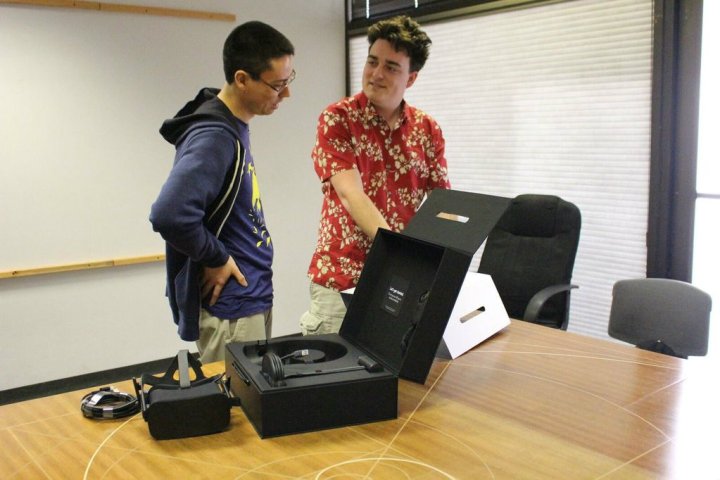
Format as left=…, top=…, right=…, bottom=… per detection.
left=261, top=352, right=382, bottom=387
left=80, top=386, right=140, bottom=419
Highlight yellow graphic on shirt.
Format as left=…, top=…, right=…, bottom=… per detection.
left=248, top=163, right=271, bottom=248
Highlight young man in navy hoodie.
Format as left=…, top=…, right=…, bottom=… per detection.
left=150, top=21, right=295, bottom=363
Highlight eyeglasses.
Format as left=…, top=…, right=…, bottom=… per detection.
left=257, top=70, right=296, bottom=93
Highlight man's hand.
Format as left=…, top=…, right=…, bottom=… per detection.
left=201, top=256, right=247, bottom=306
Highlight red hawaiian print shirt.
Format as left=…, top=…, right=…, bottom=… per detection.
left=308, top=92, right=451, bottom=291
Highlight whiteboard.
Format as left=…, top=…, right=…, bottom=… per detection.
left=0, top=4, right=231, bottom=271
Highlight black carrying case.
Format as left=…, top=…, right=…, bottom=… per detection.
left=227, top=334, right=398, bottom=438
left=133, top=350, right=233, bottom=440
left=226, top=189, right=511, bottom=438
left=226, top=229, right=471, bottom=438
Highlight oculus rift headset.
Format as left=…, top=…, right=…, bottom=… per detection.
left=132, top=349, right=237, bottom=440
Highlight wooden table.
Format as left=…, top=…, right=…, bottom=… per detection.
left=1, top=320, right=717, bottom=479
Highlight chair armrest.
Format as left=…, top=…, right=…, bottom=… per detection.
left=523, top=284, right=579, bottom=329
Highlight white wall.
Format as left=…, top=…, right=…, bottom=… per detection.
left=0, top=0, right=345, bottom=390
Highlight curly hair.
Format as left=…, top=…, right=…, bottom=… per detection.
left=367, top=15, right=431, bottom=72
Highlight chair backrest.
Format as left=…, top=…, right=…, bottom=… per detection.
left=608, top=278, right=712, bottom=358
left=478, top=194, right=581, bottom=328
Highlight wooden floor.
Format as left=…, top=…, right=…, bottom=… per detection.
left=1, top=320, right=718, bottom=479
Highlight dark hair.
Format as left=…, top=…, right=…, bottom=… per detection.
left=223, top=21, right=295, bottom=83
left=367, top=16, right=431, bottom=72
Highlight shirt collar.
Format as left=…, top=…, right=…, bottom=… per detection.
left=358, top=91, right=410, bottom=128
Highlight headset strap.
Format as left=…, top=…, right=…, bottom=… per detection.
left=140, top=349, right=210, bottom=389
left=178, top=349, right=191, bottom=388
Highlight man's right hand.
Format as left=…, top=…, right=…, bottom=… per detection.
left=201, top=256, right=248, bottom=306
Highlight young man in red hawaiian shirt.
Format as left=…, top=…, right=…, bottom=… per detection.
left=300, top=16, right=451, bottom=335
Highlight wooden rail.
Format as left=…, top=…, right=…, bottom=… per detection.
left=0, top=0, right=235, bottom=22
left=0, top=254, right=165, bottom=279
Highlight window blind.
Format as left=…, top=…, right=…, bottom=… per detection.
left=349, top=0, right=653, bottom=339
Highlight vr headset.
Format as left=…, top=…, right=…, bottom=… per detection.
left=133, top=350, right=236, bottom=440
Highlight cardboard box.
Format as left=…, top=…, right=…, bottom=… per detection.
left=435, top=272, right=511, bottom=359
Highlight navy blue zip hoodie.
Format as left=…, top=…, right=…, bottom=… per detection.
left=150, top=88, right=273, bottom=341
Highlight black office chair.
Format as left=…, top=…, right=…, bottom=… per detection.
left=608, top=278, right=712, bottom=358
left=477, top=194, right=581, bottom=330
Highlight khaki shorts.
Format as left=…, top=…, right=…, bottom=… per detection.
left=196, top=309, right=272, bottom=364
left=299, top=282, right=347, bottom=335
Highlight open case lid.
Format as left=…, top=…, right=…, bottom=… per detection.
left=403, top=189, right=512, bottom=255
left=339, top=230, right=472, bottom=384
